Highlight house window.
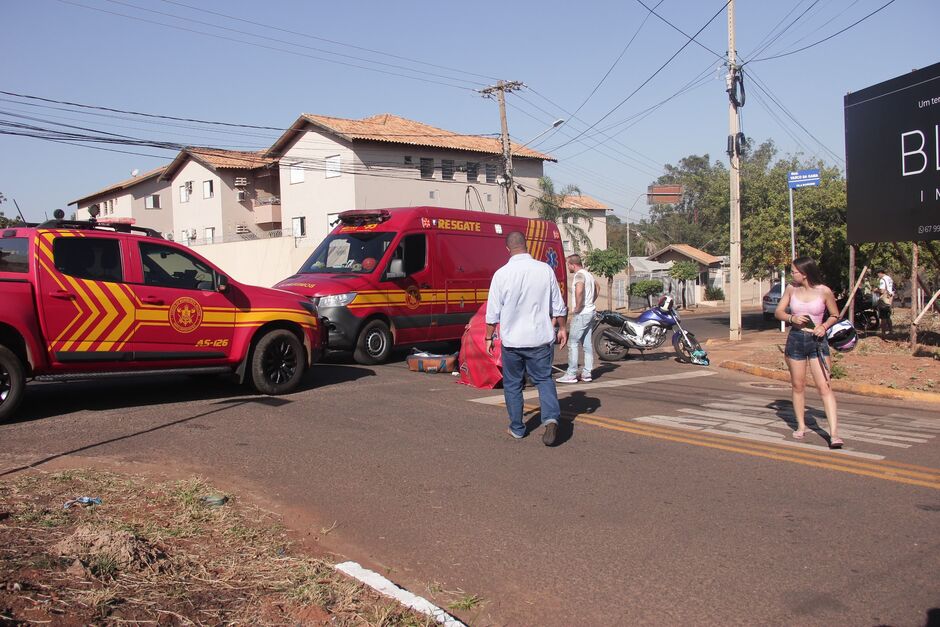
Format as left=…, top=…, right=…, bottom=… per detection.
left=485, top=193, right=492, bottom=202
left=204, top=227, right=215, bottom=243
left=429, top=190, right=437, bottom=200
left=203, top=180, right=214, bottom=199
left=441, top=159, right=454, bottom=181
left=145, top=194, right=160, bottom=209
left=485, top=164, right=497, bottom=183
left=420, top=158, right=434, bottom=179
left=466, top=162, right=479, bottom=182
left=179, top=183, right=190, bottom=203
left=573, top=216, right=580, bottom=224
left=292, top=216, right=306, bottom=237
left=325, top=155, right=341, bottom=178
left=290, top=163, right=305, bottom=184
left=404, top=156, right=413, bottom=167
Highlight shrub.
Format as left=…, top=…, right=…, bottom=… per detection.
left=705, top=286, right=725, bottom=301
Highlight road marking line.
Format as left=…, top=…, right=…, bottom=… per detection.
left=549, top=409, right=940, bottom=488
left=335, top=561, right=465, bottom=627
left=469, top=370, right=717, bottom=405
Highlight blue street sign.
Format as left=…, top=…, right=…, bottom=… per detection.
left=787, top=168, right=820, bottom=189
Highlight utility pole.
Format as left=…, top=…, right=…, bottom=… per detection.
left=481, top=80, right=524, bottom=215
left=726, top=0, right=743, bottom=341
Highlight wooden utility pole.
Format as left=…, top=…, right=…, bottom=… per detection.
left=727, top=0, right=742, bottom=341
left=848, top=245, right=856, bottom=324
left=481, top=80, right=524, bottom=215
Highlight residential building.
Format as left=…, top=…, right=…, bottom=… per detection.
left=265, top=113, right=554, bottom=244
left=541, top=194, right=609, bottom=253
left=159, top=148, right=279, bottom=245
left=71, top=166, right=172, bottom=234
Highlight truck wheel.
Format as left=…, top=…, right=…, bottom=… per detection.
left=0, top=346, right=26, bottom=422
left=250, top=329, right=305, bottom=395
left=354, top=320, right=392, bottom=364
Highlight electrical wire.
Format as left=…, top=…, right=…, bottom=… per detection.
left=634, top=0, right=726, bottom=61
left=745, top=0, right=821, bottom=62
left=55, top=0, right=480, bottom=91
left=746, top=0, right=898, bottom=64
left=155, top=0, right=500, bottom=83
left=543, top=0, right=731, bottom=153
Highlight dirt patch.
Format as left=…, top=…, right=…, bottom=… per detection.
left=738, top=310, right=940, bottom=393
left=0, top=469, right=438, bottom=625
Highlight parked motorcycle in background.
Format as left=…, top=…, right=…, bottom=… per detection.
left=591, top=295, right=709, bottom=365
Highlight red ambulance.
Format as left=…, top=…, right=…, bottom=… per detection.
left=275, top=207, right=566, bottom=364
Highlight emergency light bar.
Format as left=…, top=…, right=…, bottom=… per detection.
left=338, top=209, right=392, bottom=226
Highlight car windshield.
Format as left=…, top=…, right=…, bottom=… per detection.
left=298, top=232, right=396, bottom=274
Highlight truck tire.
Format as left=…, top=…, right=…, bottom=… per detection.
left=0, top=345, right=26, bottom=422
left=250, top=329, right=305, bottom=395
left=354, top=319, right=392, bottom=364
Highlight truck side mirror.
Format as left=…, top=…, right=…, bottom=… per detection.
left=216, top=274, right=229, bottom=293
left=386, top=258, right=405, bottom=279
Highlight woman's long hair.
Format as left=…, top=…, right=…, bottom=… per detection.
left=792, top=256, right=823, bottom=287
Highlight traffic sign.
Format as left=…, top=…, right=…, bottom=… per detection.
left=787, top=169, right=820, bottom=189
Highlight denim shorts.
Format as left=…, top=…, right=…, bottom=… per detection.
left=785, top=329, right=830, bottom=360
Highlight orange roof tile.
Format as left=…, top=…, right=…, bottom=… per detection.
left=267, top=113, right=555, bottom=161
left=649, top=243, right=722, bottom=266
left=559, top=194, right=608, bottom=211
left=69, top=166, right=166, bottom=205
left=160, top=147, right=277, bottom=180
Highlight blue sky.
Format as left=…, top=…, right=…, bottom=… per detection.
left=1, top=0, right=937, bottom=224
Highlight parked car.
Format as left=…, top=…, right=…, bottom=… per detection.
left=0, top=212, right=324, bottom=421
left=762, top=283, right=785, bottom=320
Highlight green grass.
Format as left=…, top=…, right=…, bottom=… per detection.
left=448, top=593, right=483, bottom=611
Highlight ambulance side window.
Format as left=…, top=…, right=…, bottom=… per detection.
left=400, top=234, right=427, bottom=275
left=139, top=242, right=214, bottom=290
left=53, top=238, right=123, bottom=282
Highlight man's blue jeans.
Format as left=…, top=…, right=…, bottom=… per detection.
left=565, top=312, right=594, bottom=377
left=502, top=343, right=560, bottom=437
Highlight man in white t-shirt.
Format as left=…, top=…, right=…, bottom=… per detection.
left=557, top=254, right=598, bottom=384
left=875, top=268, right=894, bottom=337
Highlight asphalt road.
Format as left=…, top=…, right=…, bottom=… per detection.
left=1, top=348, right=938, bottom=626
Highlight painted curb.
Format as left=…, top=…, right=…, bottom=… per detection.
left=719, top=360, right=940, bottom=405
left=334, top=561, right=465, bottom=626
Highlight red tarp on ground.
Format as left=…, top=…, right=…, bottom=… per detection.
left=457, top=304, right=502, bottom=389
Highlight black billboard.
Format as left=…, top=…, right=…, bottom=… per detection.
left=844, top=61, right=940, bottom=244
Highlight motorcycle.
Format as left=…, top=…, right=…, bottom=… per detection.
left=590, top=295, right=709, bottom=366
left=837, top=291, right=880, bottom=332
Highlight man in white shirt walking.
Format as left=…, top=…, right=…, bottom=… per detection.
left=485, top=231, right=568, bottom=445
left=557, top=254, right=598, bottom=384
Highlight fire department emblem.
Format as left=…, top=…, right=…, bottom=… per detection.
left=420, top=217, right=432, bottom=229
left=545, top=248, right=559, bottom=269
left=404, top=286, right=421, bottom=310
left=169, top=297, right=203, bottom=333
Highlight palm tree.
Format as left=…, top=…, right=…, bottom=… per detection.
left=531, top=176, right=593, bottom=252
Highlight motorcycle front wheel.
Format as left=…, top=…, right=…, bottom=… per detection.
left=672, top=330, right=702, bottom=363
left=593, top=324, right=630, bottom=361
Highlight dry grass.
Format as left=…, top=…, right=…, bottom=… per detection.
left=0, top=469, right=439, bottom=626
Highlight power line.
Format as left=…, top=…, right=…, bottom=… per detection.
left=745, top=0, right=821, bottom=62
left=100, top=0, right=488, bottom=88
left=634, top=0, right=726, bottom=61
left=155, top=0, right=500, bottom=83
left=745, top=0, right=814, bottom=61
left=55, top=0, right=480, bottom=91
left=543, top=0, right=731, bottom=153
left=746, top=0, right=898, bottom=64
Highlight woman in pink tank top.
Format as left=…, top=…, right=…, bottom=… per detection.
left=774, top=256, right=844, bottom=448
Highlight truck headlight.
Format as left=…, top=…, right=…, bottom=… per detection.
left=319, top=292, right=357, bottom=307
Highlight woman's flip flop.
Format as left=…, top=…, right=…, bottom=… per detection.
left=829, top=437, right=844, bottom=449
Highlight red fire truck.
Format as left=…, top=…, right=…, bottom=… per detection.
left=0, top=214, right=323, bottom=421
left=276, top=206, right=566, bottom=364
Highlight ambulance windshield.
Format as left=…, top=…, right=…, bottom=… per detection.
left=300, top=232, right=396, bottom=274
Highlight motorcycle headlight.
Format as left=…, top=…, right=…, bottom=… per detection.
left=319, top=292, right=357, bottom=307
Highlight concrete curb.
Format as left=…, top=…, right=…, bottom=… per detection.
left=719, top=360, right=940, bottom=405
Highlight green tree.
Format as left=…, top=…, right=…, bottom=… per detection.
left=629, top=279, right=663, bottom=308
left=531, top=176, right=592, bottom=252
left=584, top=248, right=628, bottom=310
left=669, top=260, right=699, bottom=309
left=0, top=192, right=14, bottom=228
left=606, top=214, right=655, bottom=259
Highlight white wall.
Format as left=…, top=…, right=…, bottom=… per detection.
left=169, top=160, right=223, bottom=244
left=195, top=236, right=317, bottom=287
